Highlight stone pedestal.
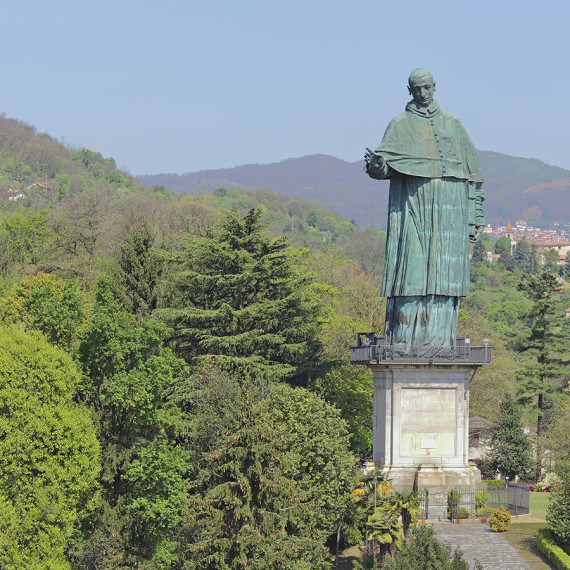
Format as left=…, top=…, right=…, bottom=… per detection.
left=365, top=364, right=482, bottom=519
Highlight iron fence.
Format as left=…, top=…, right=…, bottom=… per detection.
left=350, top=335, right=492, bottom=366
left=447, top=484, right=529, bottom=520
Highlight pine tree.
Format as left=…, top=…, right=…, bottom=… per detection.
left=158, top=207, right=322, bottom=383
left=515, top=272, right=570, bottom=481
left=471, top=238, right=487, bottom=265
left=488, top=396, right=532, bottom=480
left=111, top=222, right=163, bottom=317
left=513, top=237, right=536, bottom=274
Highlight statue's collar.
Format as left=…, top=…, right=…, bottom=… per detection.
left=405, top=99, right=440, bottom=118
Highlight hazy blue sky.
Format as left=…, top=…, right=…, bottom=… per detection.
left=3, top=1, right=569, bottom=175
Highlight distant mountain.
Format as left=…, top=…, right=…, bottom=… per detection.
left=138, top=152, right=570, bottom=230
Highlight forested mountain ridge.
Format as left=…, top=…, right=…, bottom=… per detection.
left=137, top=152, right=570, bottom=230
left=0, top=114, right=151, bottom=209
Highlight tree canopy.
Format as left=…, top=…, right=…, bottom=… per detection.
left=158, top=207, right=322, bottom=383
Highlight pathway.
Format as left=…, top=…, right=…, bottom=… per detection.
left=432, top=521, right=532, bottom=569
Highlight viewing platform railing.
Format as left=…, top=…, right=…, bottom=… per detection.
left=350, top=335, right=492, bottom=366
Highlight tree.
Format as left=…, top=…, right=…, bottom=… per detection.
left=175, top=373, right=357, bottom=569
left=383, top=525, right=471, bottom=570
left=494, top=236, right=511, bottom=256
left=471, top=238, right=487, bottom=265
left=564, top=253, right=570, bottom=281
left=110, top=222, right=163, bottom=317
left=543, top=248, right=560, bottom=275
left=0, top=211, right=52, bottom=276
left=73, top=279, right=189, bottom=567
left=158, top=207, right=322, bottom=383
left=545, top=397, right=570, bottom=464
left=310, top=363, right=373, bottom=458
left=546, top=461, right=570, bottom=551
left=0, top=325, right=100, bottom=569
left=515, top=272, right=570, bottom=481
left=487, top=396, right=533, bottom=480
left=513, top=237, right=536, bottom=274
left=494, top=236, right=515, bottom=271
left=0, top=272, right=89, bottom=351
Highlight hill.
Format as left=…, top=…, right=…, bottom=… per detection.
left=137, top=152, right=570, bottom=230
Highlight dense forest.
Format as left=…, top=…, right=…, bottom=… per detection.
left=0, top=115, right=569, bottom=568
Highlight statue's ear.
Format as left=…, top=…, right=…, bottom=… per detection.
left=433, top=82, right=436, bottom=92
left=407, top=85, right=412, bottom=95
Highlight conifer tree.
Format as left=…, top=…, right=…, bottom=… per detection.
left=471, top=238, right=487, bottom=265
left=515, top=272, right=570, bottom=481
left=158, top=207, right=321, bottom=383
left=513, top=237, right=535, bottom=274
left=111, top=222, right=163, bottom=317
left=488, top=396, right=532, bottom=480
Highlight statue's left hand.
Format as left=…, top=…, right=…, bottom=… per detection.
left=469, top=225, right=484, bottom=243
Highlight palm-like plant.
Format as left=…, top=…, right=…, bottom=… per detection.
left=367, top=504, right=401, bottom=565
left=392, top=489, right=421, bottom=541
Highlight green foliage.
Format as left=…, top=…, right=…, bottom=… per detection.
left=485, top=480, right=506, bottom=490
left=475, top=490, right=491, bottom=510
left=513, top=237, right=536, bottom=274
left=0, top=325, right=100, bottom=569
left=547, top=462, right=570, bottom=552
left=536, top=528, right=570, bottom=569
left=447, top=490, right=463, bottom=520
left=310, top=363, right=373, bottom=457
left=74, top=279, right=189, bottom=566
left=0, top=272, right=90, bottom=350
left=471, top=237, right=487, bottom=264
left=382, top=524, right=472, bottom=569
left=175, top=371, right=357, bottom=569
left=0, top=211, right=52, bottom=276
left=546, top=399, right=570, bottom=464
left=110, top=222, right=163, bottom=317
left=159, top=207, right=322, bottom=383
left=489, top=505, right=511, bottom=532
left=515, top=272, right=570, bottom=480
left=487, top=396, right=533, bottom=480
left=457, top=508, right=471, bottom=519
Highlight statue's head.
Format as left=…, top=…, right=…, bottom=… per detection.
left=407, top=68, right=435, bottom=108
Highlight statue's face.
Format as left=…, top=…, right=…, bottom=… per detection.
left=408, top=76, right=435, bottom=107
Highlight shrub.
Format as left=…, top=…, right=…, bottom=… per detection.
left=536, top=528, right=570, bottom=570
left=457, top=508, right=471, bottom=519
left=447, top=490, right=462, bottom=520
left=484, top=479, right=506, bottom=490
left=475, top=490, right=490, bottom=510
left=543, top=473, right=562, bottom=487
left=546, top=465, right=570, bottom=551
left=383, top=524, right=473, bottom=569
left=475, top=507, right=493, bottom=518
left=489, top=506, right=511, bottom=532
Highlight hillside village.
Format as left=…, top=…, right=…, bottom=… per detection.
left=484, top=219, right=570, bottom=266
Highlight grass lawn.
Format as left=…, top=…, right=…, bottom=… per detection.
left=503, top=523, right=555, bottom=569
left=529, top=492, right=551, bottom=521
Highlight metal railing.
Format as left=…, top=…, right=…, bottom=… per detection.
left=447, top=484, right=529, bottom=520
left=350, top=335, right=492, bottom=366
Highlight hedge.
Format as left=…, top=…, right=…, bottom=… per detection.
left=536, top=528, right=570, bottom=569
left=484, top=479, right=506, bottom=490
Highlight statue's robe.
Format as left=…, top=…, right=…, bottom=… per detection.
left=366, top=100, right=484, bottom=354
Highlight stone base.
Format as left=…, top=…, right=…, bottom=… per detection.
left=364, top=462, right=482, bottom=519
left=365, top=363, right=483, bottom=519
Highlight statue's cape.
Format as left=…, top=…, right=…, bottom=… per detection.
left=376, top=100, right=484, bottom=183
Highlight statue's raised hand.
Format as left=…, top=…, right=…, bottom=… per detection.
left=364, top=148, right=385, bottom=170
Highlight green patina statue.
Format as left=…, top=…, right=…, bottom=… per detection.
left=365, top=68, right=485, bottom=354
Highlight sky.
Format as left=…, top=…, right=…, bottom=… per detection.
left=3, top=0, right=570, bottom=176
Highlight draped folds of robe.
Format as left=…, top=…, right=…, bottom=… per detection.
left=366, top=99, right=485, bottom=354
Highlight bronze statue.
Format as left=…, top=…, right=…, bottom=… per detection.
left=365, top=68, right=485, bottom=354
